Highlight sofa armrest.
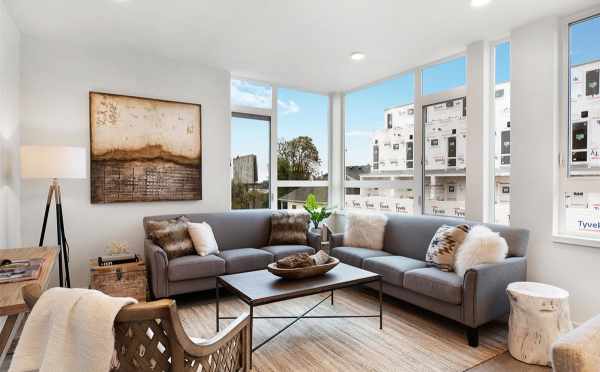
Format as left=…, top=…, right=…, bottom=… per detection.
left=462, top=256, right=527, bottom=327
left=307, top=230, right=322, bottom=252
left=144, top=239, right=169, bottom=299
left=329, top=233, right=344, bottom=250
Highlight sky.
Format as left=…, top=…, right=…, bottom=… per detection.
left=570, top=15, right=600, bottom=66
left=231, top=14, right=600, bottom=180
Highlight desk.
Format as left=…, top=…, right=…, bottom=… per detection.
left=0, top=247, right=58, bottom=368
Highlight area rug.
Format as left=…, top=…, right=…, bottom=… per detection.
left=176, top=287, right=507, bottom=372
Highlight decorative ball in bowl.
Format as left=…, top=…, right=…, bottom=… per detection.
left=268, top=257, right=340, bottom=280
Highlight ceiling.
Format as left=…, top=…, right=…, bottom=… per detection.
left=5, top=0, right=598, bottom=93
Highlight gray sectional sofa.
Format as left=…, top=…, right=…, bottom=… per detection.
left=143, top=210, right=321, bottom=299
left=329, top=214, right=529, bottom=347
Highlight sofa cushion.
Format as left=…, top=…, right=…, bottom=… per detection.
left=262, top=245, right=315, bottom=261
left=330, top=246, right=391, bottom=268
left=268, top=211, right=310, bottom=246
left=403, top=268, right=463, bottom=305
left=363, top=256, right=427, bottom=287
left=147, top=216, right=195, bottom=260
left=168, top=254, right=226, bottom=282
left=219, top=248, right=274, bottom=274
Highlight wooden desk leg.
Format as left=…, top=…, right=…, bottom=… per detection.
left=0, top=313, right=25, bottom=369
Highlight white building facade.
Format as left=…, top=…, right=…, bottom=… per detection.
left=345, top=82, right=512, bottom=224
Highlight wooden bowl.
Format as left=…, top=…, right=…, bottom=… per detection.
left=267, top=257, right=340, bottom=280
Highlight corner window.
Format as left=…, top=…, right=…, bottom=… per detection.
left=559, top=14, right=600, bottom=238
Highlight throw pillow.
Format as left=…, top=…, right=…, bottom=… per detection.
left=425, top=224, right=470, bottom=272
left=147, top=216, right=195, bottom=260
left=343, top=212, right=388, bottom=250
left=454, top=225, right=508, bottom=277
left=268, top=211, right=310, bottom=246
left=187, top=222, right=219, bottom=256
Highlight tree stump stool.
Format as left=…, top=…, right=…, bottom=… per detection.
left=507, top=282, right=573, bottom=366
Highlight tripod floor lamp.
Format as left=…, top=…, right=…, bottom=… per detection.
left=21, top=145, right=87, bottom=288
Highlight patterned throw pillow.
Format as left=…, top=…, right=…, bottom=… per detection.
left=147, top=216, right=195, bottom=260
left=425, top=224, right=470, bottom=272
left=268, top=211, right=309, bottom=246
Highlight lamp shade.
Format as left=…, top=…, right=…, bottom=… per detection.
left=21, top=145, right=87, bottom=179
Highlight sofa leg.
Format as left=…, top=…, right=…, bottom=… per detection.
left=466, top=327, right=479, bottom=347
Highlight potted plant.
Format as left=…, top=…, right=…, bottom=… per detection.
left=303, top=194, right=333, bottom=233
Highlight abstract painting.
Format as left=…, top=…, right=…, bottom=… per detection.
left=90, top=92, right=202, bottom=203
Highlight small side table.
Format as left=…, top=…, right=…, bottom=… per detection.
left=507, top=282, right=573, bottom=366
left=320, top=241, right=331, bottom=254
left=89, top=259, right=148, bottom=302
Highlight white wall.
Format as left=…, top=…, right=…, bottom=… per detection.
left=0, top=0, right=20, bottom=248
left=19, top=36, right=231, bottom=288
left=511, top=16, right=600, bottom=323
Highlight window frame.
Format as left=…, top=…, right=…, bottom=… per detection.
left=555, top=8, right=600, bottom=245
left=230, top=77, right=331, bottom=211
left=490, top=38, right=512, bottom=225
left=341, top=52, right=468, bottom=217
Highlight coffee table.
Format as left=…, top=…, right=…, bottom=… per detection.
left=215, top=263, right=383, bottom=368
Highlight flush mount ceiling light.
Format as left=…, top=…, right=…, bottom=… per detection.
left=470, top=0, right=492, bottom=7
left=350, top=52, right=366, bottom=61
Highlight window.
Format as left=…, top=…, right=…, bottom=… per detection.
left=344, top=73, right=416, bottom=214
left=568, top=15, right=600, bottom=177
left=231, top=114, right=271, bottom=209
left=422, top=57, right=467, bottom=96
left=423, top=97, right=467, bottom=218
left=559, top=14, right=600, bottom=238
left=493, top=41, right=511, bottom=225
left=230, top=79, right=330, bottom=210
left=276, top=88, right=329, bottom=209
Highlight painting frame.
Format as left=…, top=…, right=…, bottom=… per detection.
left=89, top=91, right=202, bottom=204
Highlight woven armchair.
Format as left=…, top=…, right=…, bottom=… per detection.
left=22, top=285, right=251, bottom=372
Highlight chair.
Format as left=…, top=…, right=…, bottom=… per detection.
left=551, top=314, right=600, bottom=372
left=21, top=284, right=251, bottom=372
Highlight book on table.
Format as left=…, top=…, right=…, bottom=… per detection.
left=0, top=258, right=44, bottom=284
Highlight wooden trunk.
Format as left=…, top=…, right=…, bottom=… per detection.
left=507, top=281, right=573, bottom=366
left=89, top=260, right=148, bottom=302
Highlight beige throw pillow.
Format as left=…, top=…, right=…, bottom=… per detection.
left=343, top=212, right=388, bottom=250
left=187, top=222, right=219, bottom=256
left=425, top=224, right=470, bottom=272
left=269, top=211, right=309, bottom=246
left=147, top=216, right=195, bottom=260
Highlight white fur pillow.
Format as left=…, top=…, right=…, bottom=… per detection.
left=343, top=212, right=388, bottom=250
left=454, top=225, right=508, bottom=277
left=187, top=222, right=220, bottom=256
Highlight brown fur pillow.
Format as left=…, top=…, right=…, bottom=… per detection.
left=268, top=211, right=309, bottom=246
left=147, top=216, right=195, bottom=260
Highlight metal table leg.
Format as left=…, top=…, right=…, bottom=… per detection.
left=330, top=289, right=334, bottom=305
left=215, top=280, right=220, bottom=332
left=379, top=277, right=383, bottom=330
left=249, top=304, right=254, bottom=369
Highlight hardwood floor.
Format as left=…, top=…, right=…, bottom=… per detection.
left=175, top=287, right=528, bottom=371
left=0, top=287, right=552, bottom=372
left=468, top=352, right=551, bottom=372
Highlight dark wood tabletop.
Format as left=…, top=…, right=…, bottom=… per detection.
left=217, top=263, right=381, bottom=306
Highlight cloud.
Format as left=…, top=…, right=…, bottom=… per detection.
left=231, top=79, right=272, bottom=108
left=277, top=99, right=300, bottom=115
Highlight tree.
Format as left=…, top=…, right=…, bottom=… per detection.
left=277, top=136, right=321, bottom=180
